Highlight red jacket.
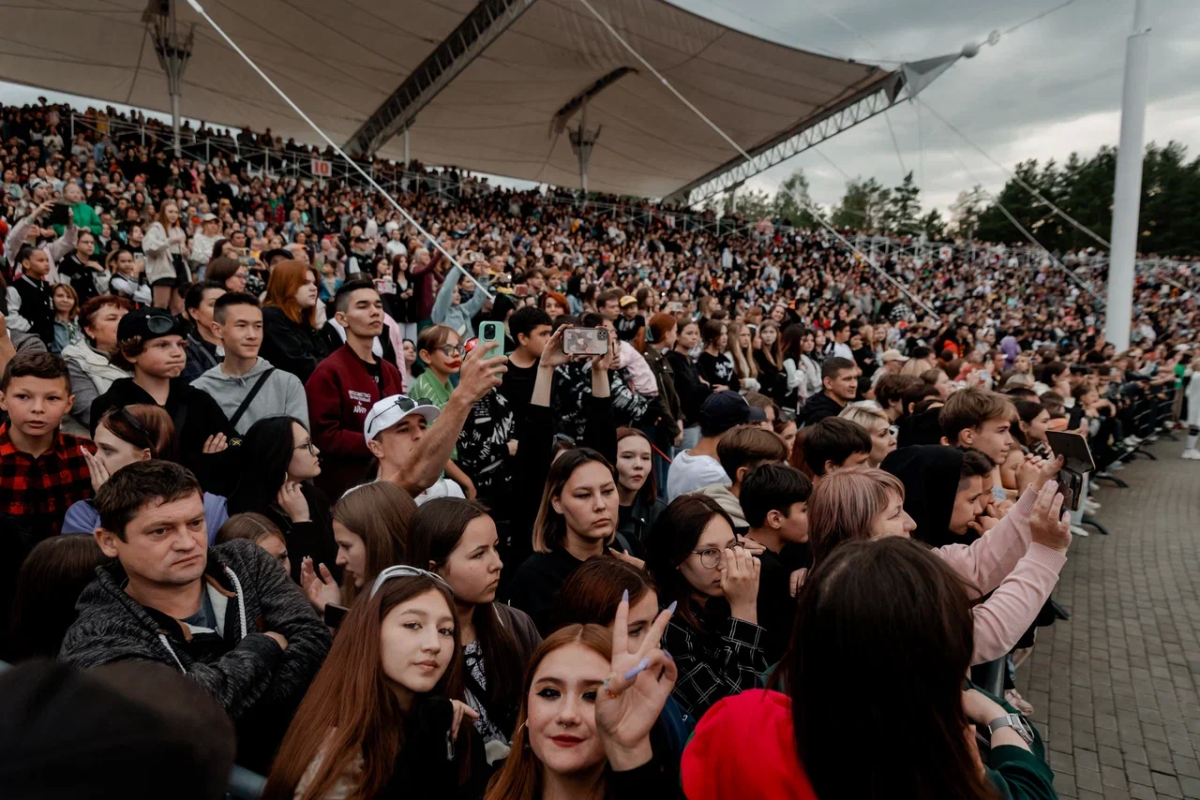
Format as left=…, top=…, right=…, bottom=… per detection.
left=681, top=689, right=816, bottom=800
left=305, top=343, right=402, bottom=496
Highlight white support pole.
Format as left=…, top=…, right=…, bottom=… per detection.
left=403, top=128, right=410, bottom=167
left=1107, top=0, right=1151, bottom=351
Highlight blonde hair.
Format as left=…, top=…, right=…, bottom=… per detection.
left=807, top=466, right=905, bottom=567
left=900, top=359, right=927, bottom=377
left=838, top=401, right=888, bottom=433
left=729, top=321, right=758, bottom=380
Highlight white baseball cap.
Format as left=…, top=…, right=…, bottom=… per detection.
left=364, top=394, right=440, bottom=444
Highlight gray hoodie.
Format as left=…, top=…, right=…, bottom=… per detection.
left=190, top=357, right=309, bottom=434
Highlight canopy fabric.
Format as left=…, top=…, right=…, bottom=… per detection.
left=0, top=0, right=894, bottom=198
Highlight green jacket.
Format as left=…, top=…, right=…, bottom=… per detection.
left=54, top=203, right=103, bottom=240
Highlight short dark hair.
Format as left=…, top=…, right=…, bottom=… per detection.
left=212, top=291, right=261, bottom=325
left=510, top=306, right=552, bottom=343
left=803, top=417, right=871, bottom=477
left=831, top=320, right=849, bottom=335
left=740, top=463, right=812, bottom=528
left=821, top=357, right=856, bottom=381
left=717, top=425, right=789, bottom=484
left=1, top=350, right=71, bottom=393
left=596, top=289, right=622, bottom=309
left=183, top=281, right=224, bottom=314
left=876, top=374, right=921, bottom=410
left=910, top=346, right=933, bottom=361
left=334, top=279, right=378, bottom=314
left=958, top=448, right=994, bottom=483
left=95, top=460, right=202, bottom=541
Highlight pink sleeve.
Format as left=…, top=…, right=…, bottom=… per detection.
left=967, top=543, right=1066, bottom=665
left=935, top=485, right=1037, bottom=598
left=384, top=313, right=409, bottom=392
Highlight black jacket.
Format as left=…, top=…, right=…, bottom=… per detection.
left=666, top=349, right=710, bottom=426
left=618, top=491, right=667, bottom=546
left=181, top=332, right=222, bottom=384
left=11, top=275, right=55, bottom=347
left=260, top=306, right=330, bottom=384
left=90, top=377, right=239, bottom=494
left=60, top=539, right=332, bottom=769
left=796, top=391, right=845, bottom=427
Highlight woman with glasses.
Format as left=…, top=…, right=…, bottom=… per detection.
left=644, top=494, right=766, bottom=720
left=837, top=402, right=898, bottom=466
left=228, top=416, right=336, bottom=585
left=263, top=571, right=487, bottom=800
left=299, top=481, right=415, bottom=621
left=406, top=498, right=542, bottom=774
left=63, top=404, right=229, bottom=538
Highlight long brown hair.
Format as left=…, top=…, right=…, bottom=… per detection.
left=550, top=557, right=655, bottom=632
left=643, top=494, right=733, bottom=632
left=97, top=404, right=179, bottom=461
left=785, top=538, right=994, bottom=799
left=484, top=625, right=614, bottom=800
left=333, top=482, right=416, bottom=606
left=614, top=427, right=658, bottom=506
left=757, top=320, right=783, bottom=368
left=263, top=259, right=317, bottom=328
left=264, top=574, right=467, bottom=800
left=531, top=448, right=616, bottom=554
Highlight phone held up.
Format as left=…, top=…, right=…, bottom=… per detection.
left=1046, top=430, right=1096, bottom=512
left=478, top=321, right=505, bottom=352
left=563, top=327, right=609, bottom=356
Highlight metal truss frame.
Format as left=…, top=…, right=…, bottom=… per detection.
left=667, top=72, right=906, bottom=207
left=344, top=0, right=541, bottom=158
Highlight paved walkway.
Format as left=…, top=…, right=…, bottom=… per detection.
left=1018, top=438, right=1200, bottom=800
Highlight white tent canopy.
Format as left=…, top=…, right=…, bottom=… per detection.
left=0, top=0, right=913, bottom=198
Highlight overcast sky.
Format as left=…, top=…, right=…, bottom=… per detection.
left=668, top=0, right=1200, bottom=217
left=3, top=0, right=1197, bottom=219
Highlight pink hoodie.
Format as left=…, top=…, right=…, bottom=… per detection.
left=936, top=486, right=1067, bottom=664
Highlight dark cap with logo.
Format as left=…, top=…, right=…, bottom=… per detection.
left=117, top=307, right=188, bottom=346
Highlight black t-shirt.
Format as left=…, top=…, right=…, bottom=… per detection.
left=498, top=358, right=540, bottom=440
left=360, top=355, right=383, bottom=389
left=755, top=547, right=796, bottom=664
left=615, top=314, right=645, bottom=341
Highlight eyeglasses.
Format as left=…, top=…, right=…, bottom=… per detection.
left=434, top=344, right=466, bottom=357
left=370, top=565, right=453, bottom=599
left=294, top=440, right=318, bottom=456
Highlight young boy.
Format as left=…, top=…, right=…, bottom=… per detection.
left=0, top=350, right=92, bottom=539
left=696, top=424, right=789, bottom=533
left=614, top=295, right=644, bottom=341
left=802, top=417, right=872, bottom=478
left=499, top=306, right=552, bottom=438
left=740, top=462, right=813, bottom=662
left=7, top=245, right=56, bottom=348
left=940, top=386, right=1016, bottom=467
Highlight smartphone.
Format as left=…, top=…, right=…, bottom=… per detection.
left=515, top=284, right=529, bottom=297
left=478, top=320, right=505, bottom=351
left=1046, top=430, right=1095, bottom=512
left=47, top=202, right=71, bottom=227
left=324, top=603, right=350, bottom=630
left=564, top=327, right=609, bottom=356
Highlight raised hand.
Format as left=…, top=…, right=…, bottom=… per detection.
left=300, top=556, right=341, bottom=615
left=539, top=325, right=572, bottom=369
left=594, top=593, right=678, bottom=770
left=593, top=332, right=619, bottom=372
left=457, top=339, right=508, bottom=404
left=276, top=480, right=311, bottom=523
left=720, top=546, right=761, bottom=623
left=1028, top=481, right=1071, bottom=554
left=82, top=447, right=110, bottom=492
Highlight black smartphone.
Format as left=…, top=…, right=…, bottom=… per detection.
left=47, top=202, right=71, bottom=227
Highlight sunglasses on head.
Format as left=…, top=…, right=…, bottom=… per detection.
left=370, top=565, right=453, bottom=599
left=144, top=314, right=177, bottom=335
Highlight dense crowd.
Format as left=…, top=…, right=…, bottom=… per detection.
left=2, top=97, right=1199, bottom=800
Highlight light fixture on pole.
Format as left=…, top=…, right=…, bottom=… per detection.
left=144, top=0, right=195, bottom=158
left=569, top=102, right=601, bottom=198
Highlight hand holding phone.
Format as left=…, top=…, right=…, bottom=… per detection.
left=563, top=327, right=610, bottom=356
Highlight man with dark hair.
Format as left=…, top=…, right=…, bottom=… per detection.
left=0, top=350, right=92, bottom=539
left=306, top=281, right=403, bottom=496
left=596, top=289, right=623, bottom=323
left=875, top=373, right=921, bottom=422
left=180, top=282, right=226, bottom=383
left=500, top=305, right=553, bottom=439
left=60, top=460, right=331, bottom=771
left=740, top=462, right=812, bottom=661
left=797, top=356, right=857, bottom=427
left=803, top=417, right=872, bottom=477
left=192, top=293, right=308, bottom=434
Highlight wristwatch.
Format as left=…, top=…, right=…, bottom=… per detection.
left=988, top=714, right=1035, bottom=745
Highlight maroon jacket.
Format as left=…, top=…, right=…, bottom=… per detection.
left=412, top=250, right=443, bottom=321
left=304, top=343, right=403, bottom=496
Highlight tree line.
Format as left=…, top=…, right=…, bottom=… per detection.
left=713, top=141, right=1200, bottom=255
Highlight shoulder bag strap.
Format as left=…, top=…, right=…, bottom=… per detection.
left=230, top=369, right=276, bottom=428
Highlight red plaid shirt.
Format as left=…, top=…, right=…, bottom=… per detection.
left=0, top=424, right=93, bottom=539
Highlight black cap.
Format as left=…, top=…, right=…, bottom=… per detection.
left=699, top=391, right=766, bottom=435
left=116, top=307, right=188, bottom=346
